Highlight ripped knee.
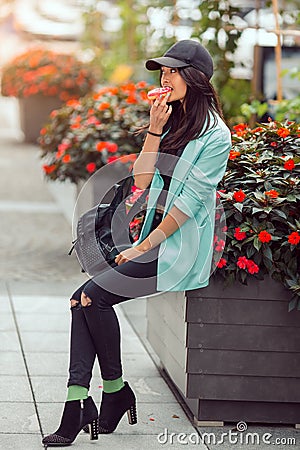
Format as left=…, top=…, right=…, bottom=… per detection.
left=70, top=299, right=80, bottom=308
left=81, top=292, right=92, bottom=307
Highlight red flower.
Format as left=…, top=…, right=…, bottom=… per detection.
left=107, top=156, right=118, bottom=163
left=258, top=230, right=272, bottom=243
left=233, top=123, right=247, bottom=132
left=62, top=154, right=71, bottom=163
left=216, top=258, right=227, bottom=268
left=43, top=164, right=56, bottom=174
left=106, top=142, right=118, bottom=153
left=288, top=232, right=300, bottom=245
left=284, top=159, right=295, bottom=170
left=96, top=141, right=107, bottom=152
left=229, top=150, right=241, bottom=160
left=251, top=127, right=263, bottom=133
left=234, top=227, right=247, bottom=241
left=40, top=127, right=47, bottom=135
left=277, top=127, right=290, bottom=138
left=86, top=162, right=96, bottom=173
left=237, top=256, right=259, bottom=274
left=265, top=189, right=279, bottom=198
left=246, top=259, right=259, bottom=274
left=237, top=256, right=248, bottom=269
left=233, top=190, right=246, bottom=202
left=270, top=141, right=277, bottom=147
left=98, top=102, right=110, bottom=111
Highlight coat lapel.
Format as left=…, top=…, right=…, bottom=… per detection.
left=164, top=139, right=204, bottom=215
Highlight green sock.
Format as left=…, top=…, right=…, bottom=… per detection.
left=102, top=376, right=125, bottom=393
left=66, top=385, right=89, bottom=401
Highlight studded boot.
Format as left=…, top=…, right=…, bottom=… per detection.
left=42, top=396, right=98, bottom=447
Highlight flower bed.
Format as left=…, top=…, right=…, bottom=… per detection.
left=213, top=120, right=300, bottom=309
left=39, top=81, right=153, bottom=183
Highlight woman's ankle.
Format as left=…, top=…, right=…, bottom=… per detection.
left=67, top=385, right=89, bottom=401
left=102, top=376, right=125, bottom=393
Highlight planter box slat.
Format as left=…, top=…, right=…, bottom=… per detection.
left=186, top=298, right=299, bottom=327
left=147, top=297, right=186, bottom=346
left=147, top=325, right=186, bottom=393
left=195, top=400, right=300, bottom=424
left=188, top=278, right=289, bottom=301
left=187, top=323, right=300, bottom=352
left=187, top=374, right=300, bottom=402
left=147, top=309, right=186, bottom=369
left=187, top=348, right=300, bottom=377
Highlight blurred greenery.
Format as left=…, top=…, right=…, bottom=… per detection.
left=80, top=0, right=300, bottom=123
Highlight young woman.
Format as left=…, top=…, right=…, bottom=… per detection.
left=42, top=39, right=231, bottom=446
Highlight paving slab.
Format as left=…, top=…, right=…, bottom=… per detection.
left=11, top=295, right=70, bottom=315
left=0, top=402, right=40, bottom=434
left=18, top=331, right=70, bottom=353
left=0, top=435, right=43, bottom=450
left=0, top=351, right=26, bottom=375
left=0, top=312, right=15, bottom=331
left=0, top=330, right=20, bottom=352
left=0, top=375, right=32, bottom=402
left=15, top=313, right=70, bottom=332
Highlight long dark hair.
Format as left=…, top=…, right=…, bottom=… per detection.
left=159, top=67, right=225, bottom=155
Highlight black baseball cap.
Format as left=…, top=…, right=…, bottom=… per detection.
left=145, top=39, right=213, bottom=80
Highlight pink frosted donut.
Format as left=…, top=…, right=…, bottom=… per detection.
left=147, top=86, right=172, bottom=101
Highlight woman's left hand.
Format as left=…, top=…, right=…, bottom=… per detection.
left=114, top=245, right=146, bottom=265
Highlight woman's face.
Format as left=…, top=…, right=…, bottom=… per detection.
left=160, top=66, right=187, bottom=103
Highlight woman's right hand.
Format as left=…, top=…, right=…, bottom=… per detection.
left=149, top=92, right=172, bottom=134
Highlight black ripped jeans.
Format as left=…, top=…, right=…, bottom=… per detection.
left=67, top=246, right=160, bottom=389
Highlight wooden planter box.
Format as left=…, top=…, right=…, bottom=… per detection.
left=146, top=277, right=300, bottom=426
left=19, top=95, right=63, bottom=143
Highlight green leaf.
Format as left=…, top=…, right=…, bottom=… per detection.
left=263, top=245, right=273, bottom=261
left=253, top=236, right=262, bottom=251
left=288, top=296, right=298, bottom=312
left=233, top=202, right=243, bottom=213
left=252, top=207, right=264, bottom=214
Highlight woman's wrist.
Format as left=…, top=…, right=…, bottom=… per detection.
left=135, top=238, right=152, bottom=253
left=148, top=126, right=163, bottom=135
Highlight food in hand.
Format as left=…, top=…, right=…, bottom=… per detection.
left=147, top=86, right=172, bottom=100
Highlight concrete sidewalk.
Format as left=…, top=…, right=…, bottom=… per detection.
left=0, top=99, right=204, bottom=449
left=0, top=98, right=299, bottom=449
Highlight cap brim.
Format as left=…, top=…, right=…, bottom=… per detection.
left=145, top=56, right=189, bottom=71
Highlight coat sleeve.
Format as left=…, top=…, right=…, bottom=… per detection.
left=173, top=127, right=231, bottom=218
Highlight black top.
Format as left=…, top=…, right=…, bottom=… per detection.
left=149, top=147, right=185, bottom=232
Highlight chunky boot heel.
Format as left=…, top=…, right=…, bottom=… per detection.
left=98, top=381, right=137, bottom=433
left=42, top=396, right=98, bottom=446
left=127, top=403, right=137, bottom=425
left=89, top=418, right=99, bottom=440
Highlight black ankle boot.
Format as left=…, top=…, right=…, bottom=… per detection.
left=98, top=381, right=137, bottom=433
left=42, top=396, right=98, bottom=447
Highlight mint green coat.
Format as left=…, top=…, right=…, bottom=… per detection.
left=133, top=115, right=231, bottom=292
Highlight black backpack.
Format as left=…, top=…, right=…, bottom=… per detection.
left=69, top=175, right=147, bottom=276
